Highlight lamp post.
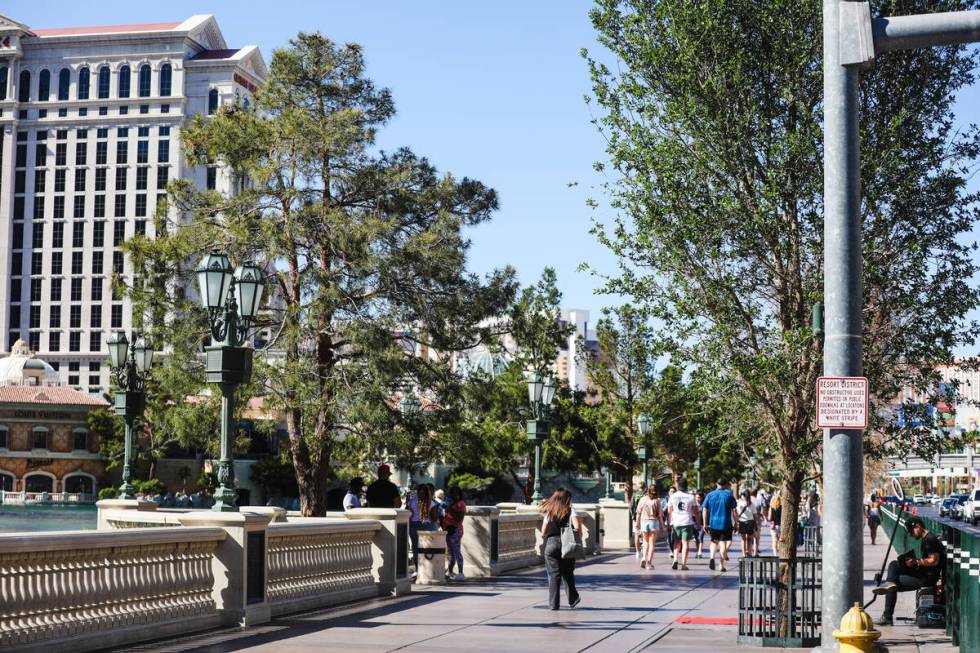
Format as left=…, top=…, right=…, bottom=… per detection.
left=196, top=252, right=265, bottom=512
left=637, top=413, right=653, bottom=488
left=107, top=331, right=154, bottom=500
left=526, top=372, right=557, bottom=504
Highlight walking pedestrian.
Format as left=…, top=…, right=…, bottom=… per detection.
left=667, top=478, right=698, bottom=570
left=750, top=487, right=765, bottom=556
left=768, top=492, right=782, bottom=554
left=866, top=493, right=882, bottom=545
left=407, top=483, right=439, bottom=580
left=663, top=487, right=676, bottom=559
left=694, top=490, right=706, bottom=558
left=633, top=486, right=662, bottom=569
left=442, top=486, right=466, bottom=580
left=702, top=478, right=738, bottom=572
left=540, top=488, right=582, bottom=610
left=736, top=489, right=759, bottom=557
left=632, top=482, right=646, bottom=560
left=343, top=477, right=364, bottom=511
left=365, top=464, right=402, bottom=508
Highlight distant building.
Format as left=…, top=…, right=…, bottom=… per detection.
left=0, top=339, right=109, bottom=496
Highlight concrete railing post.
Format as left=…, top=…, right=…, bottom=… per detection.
left=573, top=503, right=601, bottom=555
left=599, top=498, right=632, bottom=550
left=461, top=506, right=499, bottom=577
left=343, top=507, right=412, bottom=596
left=177, top=510, right=274, bottom=627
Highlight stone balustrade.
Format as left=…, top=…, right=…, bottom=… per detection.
left=496, top=512, right=542, bottom=572
left=0, top=527, right=225, bottom=653
left=266, top=520, right=380, bottom=616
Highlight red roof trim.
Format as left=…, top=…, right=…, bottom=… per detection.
left=31, top=22, right=181, bottom=37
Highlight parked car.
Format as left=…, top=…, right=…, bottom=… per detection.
left=941, top=497, right=958, bottom=517
left=930, top=495, right=943, bottom=506
left=963, top=488, right=980, bottom=526
left=952, top=494, right=970, bottom=520
left=913, top=494, right=926, bottom=505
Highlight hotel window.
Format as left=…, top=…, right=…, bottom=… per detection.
left=0, top=66, right=6, bottom=101
left=73, top=196, right=85, bottom=218
left=160, top=63, right=172, bottom=96
left=118, top=65, right=130, bottom=98
left=55, top=143, right=67, bottom=166
left=138, top=64, right=151, bottom=97
left=135, top=194, right=147, bottom=217
left=158, top=140, right=170, bottom=163
left=30, top=252, right=42, bottom=276
left=97, top=66, right=109, bottom=98
left=135, top=220, right=146, bottom=236
left=77, top=128, right=87, bottom=140
left=33, top=169, right=46, bottom=192
left=38, top=69, right=50, bottom=101
left=51, top=168, right=64, bottom=192
left=92, top=251, right=103, bottom=274
left=95, top=167, right=106, bottom=191
left=116, top=141, right=128, bottom=164
left=11, top=252, right=22, bottom=275
left=137, top=140, right=149, bottom=163
left=10, top=306, right=20, bottom=327
left=18, top=70, right=30, bottom=102
left=0, top=426, right=6, bottom=449
left=74, top=169, right=86, bottom=192
left=94, top=195, right=105, bottom=218
left=29, top=306, right=40, bottom=329
left=31, top=223, right=43, bottom=249
left=75, top=141, right=87, bottom=165
left=33, top=197, right=45, bottom=220
left=78, top=67, right=90, bottom=99
left=115, top=169, right=127, bottom=191
left=53, top=196, right=65, bottom=220
left=30, top=278, right=41, bottom=302
left=15, top=170, right=25, bottom=193
left=51, top=252, right=62, bottom=275
left=90, top=304, right=101, bottom=327
left=50, top=305, right=61, bottom=328
left=72, top=223, right=84, bottom=248
left=136, top=166, right=148, bottom=190
left=58, top=68, right=70, bottom=101
left=32, top=427, right=48, bottom=450
left=93, top=222, right=105, bottom=247
left=157, top=166, right=169, bottom=188
left=114, top=195, right=126, bottom=217
left=69, top=305, right=81, bottom=329
left=113, top=221, right=126, bottom=245
left=48, top=332, right=60, bottom=352
left=88, top=331, right=102, bottom=353
left=208, top=88, right=219, bottom=114
left=9, top=282, right=20, bottom=302
left=139, top=104, right=148, bottom=114
left=69, top=332, right=81, bottom=352
left=35, top=143, right=47, bottom=166
left=70, top=277, right=82, bottom=301
left=96, top=141, right=107, bottom=165
left=112, top=252, right=124, bottom=275
left=73, top=428, right=89, bottom=451
left=120, top=105, right=129, bottom=115
left=12, top=224, right=23, bottom=249
left=50, top=278, right=62, bottom=301
left=111, top=304, right=123, bottom=328
left=91, top=278, right=103, bottom=301
left=29, top=332, right=40, bottom=352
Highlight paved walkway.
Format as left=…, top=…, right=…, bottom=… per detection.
left=115, top=528, right=959, bottom=653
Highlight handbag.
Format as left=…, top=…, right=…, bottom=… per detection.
left=560, top=524, right=586, bottom=560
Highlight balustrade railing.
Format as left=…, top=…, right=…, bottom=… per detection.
left=0, top=491, right=97, bottom=505
left=496, top=513, right=541, bottom=567
left=0, top=527, right=225, bottom=651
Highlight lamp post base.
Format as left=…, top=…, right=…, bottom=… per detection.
left=212, top=485, right=239, bottom=512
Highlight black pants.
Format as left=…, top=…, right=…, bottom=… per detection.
left=544, top=536, right=579, bottom=609
left=882, top=560, right=929, bottom=618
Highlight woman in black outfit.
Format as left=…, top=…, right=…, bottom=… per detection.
left=540, top=487, right=582, bottom=610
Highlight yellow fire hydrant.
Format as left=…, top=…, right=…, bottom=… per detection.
left=833, top=602, right=882, bottom=653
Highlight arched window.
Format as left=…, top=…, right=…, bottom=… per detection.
left=207, top=88, right=219, bottom=114
left=97, top=65, right=110, bottom=99
left=159, top=63, right=172, bottom=97
left=0, top=472, right=13, bottom=492
left=64, top=473, right=94, bottom=494
left=0, top=425, right=7, bottom=449
left=58, top=68, right=70, bottom=101
left=24, top=473, right=53, bottom=493
left=118, top=64, right=130, bottom=98
left=138, top=64, right=151, bottom=97
left=38, top=69, right=50, bottom=101
left=72, top=428, right=89, bottom=451
left=77, top=67, right=90, bottom=100
left=0, top=67, right=7, bottom=101
left=18, top=69, right=30, bottom=102
left=32, top=427, right=48, bottom=450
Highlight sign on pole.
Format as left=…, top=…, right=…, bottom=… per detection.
left=816, top=377, right=868, bottom=429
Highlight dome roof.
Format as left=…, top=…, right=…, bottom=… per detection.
left=458, top=350, right=511, bottom=380
left=0, top=340, right=61, bottom=385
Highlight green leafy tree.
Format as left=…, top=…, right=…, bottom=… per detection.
left=585, top=0, right=980, bottom=559
left=130, top=34, right=514, bottom=515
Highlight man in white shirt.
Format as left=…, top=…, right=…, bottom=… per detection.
left=343, top=477, right=364, bottom=511
left=667, top=478, right=698, bottom=570
left=750, top=488, right=766, bottom=555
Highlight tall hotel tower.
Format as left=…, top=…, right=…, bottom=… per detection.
left=0, top=15, right=265, bottom=392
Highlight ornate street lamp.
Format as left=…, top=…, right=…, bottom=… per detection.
left=526, top=372, right=557, bottom=503
left=107, top=331, right=154, bottom=500
left=196, top=252, right=265, bottom=512
left=637, top=413, right=653, bottom=487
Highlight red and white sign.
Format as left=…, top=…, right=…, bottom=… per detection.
left=817, top=377, right=869, bottom=429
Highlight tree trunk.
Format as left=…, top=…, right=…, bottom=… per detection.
left=623, top=464, right=635, bottom=506
left=297, top=467, right=329, bottom=516
left=776, top=467, right=804, bottom=638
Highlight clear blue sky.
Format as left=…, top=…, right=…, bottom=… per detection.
left=7, top=0, right=618, bottom=317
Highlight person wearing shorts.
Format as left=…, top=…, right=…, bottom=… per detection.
left=633, top=486, right=663, bottom=569
left=702, top=479, right=738, bottom=572
left=736, top=489, right=759, bottom=556
left=866, top=494, right=882, bottom=545
left=667, top=478, right=698, bottom=570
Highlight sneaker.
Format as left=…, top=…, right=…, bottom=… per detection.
left=672, top=560, right=679, bottom=570
left=570, top=596, right=581, bottom=609
left=682, top=565, right=690, bottom=571
left=709, top=559, right=716, bottom=571
left=640, top=560, right=646, bottom=569
left=635, top=548, right=642, bottom=560
left=720, top=564, right=727, bottom=572
left=410, top=571, right=418, bottom=581
left=454, top=572, right=465, bottom=581
left=876, top=615, right=893, bottom=627
left=696, top=553, right=703, bottom=559
left=872, top=582, right=897, bottom=595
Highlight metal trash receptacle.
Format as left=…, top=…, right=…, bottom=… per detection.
left=416, top=529, right=447, bottom=585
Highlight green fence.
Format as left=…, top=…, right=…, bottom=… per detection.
left=880, top=506, right=980, bottom=652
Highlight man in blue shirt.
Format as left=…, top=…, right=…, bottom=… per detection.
left=701, top=478, right=738, bottom=572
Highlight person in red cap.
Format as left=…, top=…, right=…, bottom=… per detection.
left=366, top=464, right=402, bottom=508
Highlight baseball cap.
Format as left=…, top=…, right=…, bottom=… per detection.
left=378, top=464, right=391, bottom=475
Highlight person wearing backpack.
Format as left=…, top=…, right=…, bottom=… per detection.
left=539, top=487, right=582, bottom=610
left=442, top=486, right=467, bottom=581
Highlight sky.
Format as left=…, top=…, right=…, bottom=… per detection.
left=6, top=0, right=619, bottom=318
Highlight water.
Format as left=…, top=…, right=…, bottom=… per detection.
left=0, top=504, right=98, bottom=533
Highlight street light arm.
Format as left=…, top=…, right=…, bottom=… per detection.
left=873, top=10, right=980, bottom=53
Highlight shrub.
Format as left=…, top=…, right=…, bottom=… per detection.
left=132, top=478, right=165, bottom=496
left=97, top=486, right=120, bottom=500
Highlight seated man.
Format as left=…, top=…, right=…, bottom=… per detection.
left=872, top=516, right=943, bottom=626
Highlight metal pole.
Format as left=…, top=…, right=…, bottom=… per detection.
left=532, top=439, right=543, bottom=503
left=212, top=382, right=238, bottom=512
left=604, top=470, right=613, bottom=499
left=642, top=460, right=649, bottom=488
left=120, top=416, right=135, bottom=500
left=822, top=0, right=865, bottom=647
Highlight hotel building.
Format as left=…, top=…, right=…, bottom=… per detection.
left=0, top=13, right=265, bottom=392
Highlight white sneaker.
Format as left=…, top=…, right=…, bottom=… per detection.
left=636, top=549, right=642, bottom=560
left=410, top=571, right=418, bottom=581
left=453, top=573, right=465, bottom=581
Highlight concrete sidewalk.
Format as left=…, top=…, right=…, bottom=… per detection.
left=114, top=529, right=958, bottom=653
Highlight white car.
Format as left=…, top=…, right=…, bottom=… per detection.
left=913, top=494, right=926, bottom=505
left=963, top=488, right=980, bottom=526
left=930, top=495, right=943, bottom=506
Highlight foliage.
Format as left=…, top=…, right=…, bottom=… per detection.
left=509, top=267, right=574, bottom=373
left=447, top=472, right=495, bottom=494
left=250, top=454, right=300, bottom=499
left=197, top=469, right=218, bottom=494
left=132, top=478, right=165, bottom=496
left=585, top=0, right=980, bottom=558
left=91, top=407, right=125, bottom=470
left=97, top=487, right=120, bottom=500
left=128, top=33, right=515, bottom=515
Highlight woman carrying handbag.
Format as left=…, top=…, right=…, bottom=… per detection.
left=539, top=487, right=583, bottom=610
